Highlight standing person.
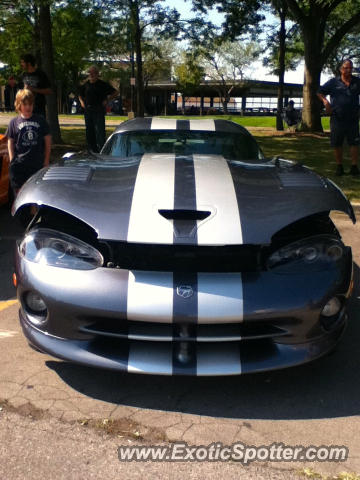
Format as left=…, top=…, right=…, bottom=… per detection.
left=4, top=77, right=18, bottom=111
left=317, top=59, right=360, bottom=176
left=6, top=89, right=51, bottom=196
left=19, top=53, right=52, bottom=117
left=78, top=66, right=118, bottom=152
left=284, top=100, right=300, bottom=128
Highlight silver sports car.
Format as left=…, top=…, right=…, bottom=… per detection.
left=13, top=118, right=355, bottom=375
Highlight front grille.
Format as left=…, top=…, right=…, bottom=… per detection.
left=101, top=242, right=262, bottom=272
left=80, top=319, right=288, bottom=342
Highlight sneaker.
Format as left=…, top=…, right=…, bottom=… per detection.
left=336, top=164, right=344, bottom=176
left=349, top=165, right=360, bottom=176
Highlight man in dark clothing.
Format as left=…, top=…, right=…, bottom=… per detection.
left=79, top=66, right=118, bottom=152
left=317, top=59, right=360, bottom=176
left=284, top=100, right=300, bottom=128
left=19, top=53, right=52, bottom=117
left=4, top=77, right=18, bottom=111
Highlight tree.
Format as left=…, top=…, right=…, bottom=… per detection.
left=192, top=0, right=264, bottom=39
left=0, top=1, right=37, bottom=70
left=263, top=2, right=302, bottom=130
left=284, top=0, right=360, bottom=131
left=323, top=30, right=360, bottom=75
left=174, top=52, right=205, bottom=113
left=0, top=1, right=62, bottom=141
left=194, top=0, right=360, bottom=131
left=100, top=0, right=180, bottom=117
left=274, top=2, right=287, bottom=131
left=200, top=40, right=260, bottom=113
left=142, top=38, right=177, bottom=85
left=51, top=1, right=104, bottom=113
left=39, top=0, right=61, bottom=143
left=0, top=1, right=106, bottom=121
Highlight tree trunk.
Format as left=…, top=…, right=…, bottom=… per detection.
left=131, top=0, right=144, bottom=117
left=39, top=0, right=62, bottom=144
left=301, top=41, right=323, bottom=131
left=222, top=97, right=229, bottom=114
left=292, top=8, right=325, bottom=132
left=32, top=2, right=41, bottom=63
left=276, top=8, right=286, bottom=131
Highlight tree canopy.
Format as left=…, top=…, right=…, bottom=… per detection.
left=192, top=0, right=360, bottom=130
left=1, top=0, right=360, bottom=129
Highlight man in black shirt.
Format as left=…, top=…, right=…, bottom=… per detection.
left=19, top=53, right=52, bottom=118
left=317, top=59, right=360, bottom=176
left=79, top=66, right=118, bottom=152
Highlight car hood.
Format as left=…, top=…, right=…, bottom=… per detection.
left=13, top=154, right=355, bottom=245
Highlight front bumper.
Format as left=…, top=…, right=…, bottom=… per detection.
left=16, top=247, right=352, bottom=375
left=20, top=312, right=346, bottom=375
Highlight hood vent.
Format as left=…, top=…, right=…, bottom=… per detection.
left=159, top=209, right=212, bottom=239
left=42, top=166, right=92, bottom=182
left=158, top=209, right=211, bottom=221
left=279, top=172, right=324, bottom=188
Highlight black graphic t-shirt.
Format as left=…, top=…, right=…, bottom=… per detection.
left=20, top=69, right=50, bottom=116
left=6, top=114, right=50, bottom=170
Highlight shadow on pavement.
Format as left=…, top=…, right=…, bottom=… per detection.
left=47, top=263, right=360, bottom=422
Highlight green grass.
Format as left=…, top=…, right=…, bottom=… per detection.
left=253, top=132, right=360, bottom=202
left=158, top=114, right=331, bottom=130
left=0, top=113, right=331, bottom=130
left=59, top=126, right=115, bottom=147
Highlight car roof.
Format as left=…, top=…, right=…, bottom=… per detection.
left=114, top=117, right=252, bottom=136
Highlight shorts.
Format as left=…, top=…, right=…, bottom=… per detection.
left=330, top=116, right=360, bottom=147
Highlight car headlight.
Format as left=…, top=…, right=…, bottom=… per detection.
left=19, top=228, right=103, bottom=270
left=267, top=235, right=345, bottom=271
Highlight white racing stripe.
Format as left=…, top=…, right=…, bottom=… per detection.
left=190, top=119, right=215, bottom=131
left=151, top=118, right=177, bottom=130
left=193, top=155, right=243, bottom=245
left=127, top=154, right=175, bottom=243
left=126, top=342, right=242, bottom=376
left=197, top=273, right=243, bottom=323
left=127, top=271, right=173, bottom=323
left=127, top=342, right=172, bottom=375
left=127, top=271, right=243, bottom=324
left=197, top=343, right=241, bottom=375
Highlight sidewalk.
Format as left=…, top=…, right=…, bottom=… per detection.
left=0, top=113, right=121, bottom=127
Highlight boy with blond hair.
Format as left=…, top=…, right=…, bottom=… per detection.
left=6, top=89, right=51, bottom=195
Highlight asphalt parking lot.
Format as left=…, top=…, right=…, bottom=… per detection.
left=0, top=204, right=360, bottom=479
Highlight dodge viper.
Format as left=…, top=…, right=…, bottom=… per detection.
left=12, top=118, right=355, bottom=375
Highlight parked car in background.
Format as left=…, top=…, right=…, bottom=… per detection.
left=12, top=118, right=355, bottom=376
left=0, top=134, right=10, bottom=206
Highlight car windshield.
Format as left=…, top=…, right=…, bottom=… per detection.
left=101, top=130, right=264, bottom=162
